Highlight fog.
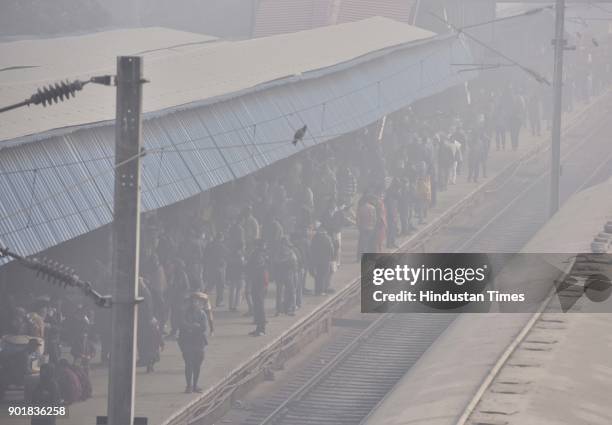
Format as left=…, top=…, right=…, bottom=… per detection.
left=1, top=2, right=612, bottom=425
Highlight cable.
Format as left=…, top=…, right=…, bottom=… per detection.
left=430, top=12, right=551, bottom=85
left=0, top=245, right=112, bottom=308
left=461, top=6, right=552, bottom=31
left=587, top=1, right=612, bottom=15
left=0, top=75, right=114, bottom=114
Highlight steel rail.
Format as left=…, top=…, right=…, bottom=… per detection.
left=257, top=314, right=391, bottom=425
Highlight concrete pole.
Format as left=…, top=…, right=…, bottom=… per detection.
left=550, top=0, right=565, bottom=217
left=107, top=56, right=143, bottom=425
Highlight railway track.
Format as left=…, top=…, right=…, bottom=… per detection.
left=250, top=314, right=455, bottom=425
left=180, top=90, right=612, bottom=425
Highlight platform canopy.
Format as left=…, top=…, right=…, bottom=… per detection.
left=0, top=17, right=475, bottom=259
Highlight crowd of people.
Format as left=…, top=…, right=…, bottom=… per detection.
left=0, top=296, right=93, bottom=425
left=0, top=54, right=605, bottom=417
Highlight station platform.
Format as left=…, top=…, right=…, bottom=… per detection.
left=0, top=95, right=601, bottom=425
left=466, top=178, right=612, bottom=425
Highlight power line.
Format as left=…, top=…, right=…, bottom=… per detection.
left=430, top=12, right=551, bottom=85
left=0, top=75, right=114, bottom=114
left=461, top=5, right=552, bottom=30
left=0, top=245, right=112, bottom=307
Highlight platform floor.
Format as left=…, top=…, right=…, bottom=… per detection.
left=0, top=98, right=596, bottom=425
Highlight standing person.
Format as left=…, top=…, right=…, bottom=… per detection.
left=182, top=229, right=205, bottom=291
left=30, top=364, right=62, bottom=425
left=67, top=306, right=92, bottom=366
left=247, top=240, right=269, bottom=337
left=423, top=138, right=437, bottom=208
left=356, top=194, right=377, bottom=260
left=26, top=300, right=48, bottom=339
left=273, top=237, right=298, bottom=316
left=508, top=94, right=523, bottom=151
left=398, top=175, right=414, bottom=235
left=137, top=278, right=155, bottom=371
left=336, top=164, right=357, bottom=208
left=449, top=136, right=462, bottom=185
left=241, top=206, right=260, bottom=315
left=467, top=132, right=483, bottom=184
left=325, top=203, right=354, bottom=268
left=241, top=206, right=260, bottom=255
left=527, top=91, right=541, bottom=137
left=203, top=232, right=228, bottom=308
left=414, top=162, right=431, bottom=224
left=309, top=226, right=335, bottom=295
left=142, top=318, right=164, bottom=373
left=143, top=253, right=168, bottom=331
left=494, top=95, right=507, bottom=151
left=226, top=220, right=246, bottom=312
left=438, top=138, right=455, bottom=190
left=384, top=179, right=401, bottom=249
left=374, top=192, right=387, bottom=253
left=44, top=299, right=63, bottom=365
left=178, top=292, right=213, bottom=393
left=450, top=125, right=466, bottom=175
left=167, top=259, right=190, bottom=339
left=478, top=130, right=490, bottom=179
left=291, top=213, right=312, bottom=304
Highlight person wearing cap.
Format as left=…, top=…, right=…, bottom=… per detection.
left=178, top=292, right=213, bottom=393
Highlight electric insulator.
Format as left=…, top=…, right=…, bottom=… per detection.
left=29, top=80, right=86, bottom=107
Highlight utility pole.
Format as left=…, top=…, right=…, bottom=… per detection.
left=550, top=0, right=566, bottom=217
left=107, top=56, right=144, bottom=425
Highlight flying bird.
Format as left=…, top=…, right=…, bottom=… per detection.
left=292, top=125, right=307, bottom=146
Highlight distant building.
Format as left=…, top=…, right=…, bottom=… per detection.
left=252, top=0, right=495, bottom=38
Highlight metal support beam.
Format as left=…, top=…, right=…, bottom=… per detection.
left=107, top=56, right=144, bottom=425
left=550, top=0, right=565, bottom=216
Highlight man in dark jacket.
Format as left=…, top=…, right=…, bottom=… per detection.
left=291, top=218, right=311, bottom=305
left=247, top=240, right=269, bottom=336
left=309, top=226, right=335, bottom=295
left=226, top=220, right=246, bottom=312
left=178, top=292, right=212, bottom=393
left=204, top=232, right=228, bottom=307
left=273, top=237, right=298, bottom=316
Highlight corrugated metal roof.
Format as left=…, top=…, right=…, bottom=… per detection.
left=0, top=21, right=475, bottom=261
left=0, top=17, right=436, bottom=145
